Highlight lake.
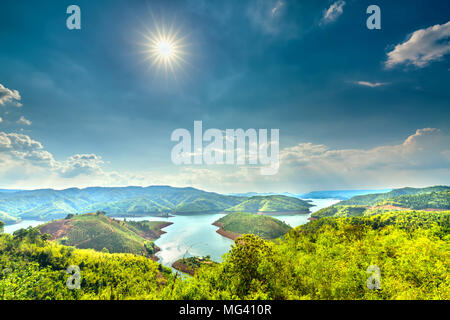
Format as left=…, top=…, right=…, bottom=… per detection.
left=115, top=198, right=340, bottom=267
left=3, top=198, right=340, bottom=268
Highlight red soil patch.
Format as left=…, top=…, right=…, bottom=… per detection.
left=212, top=222, right=241, bottom=241
left=39, top=219, right=73, bottom=240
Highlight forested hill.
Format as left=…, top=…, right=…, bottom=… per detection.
left=225, top=195, right=312, bottom=213
left=338, top=186, right=450, bottom=206
left=0, top=209, right=448, bottom=299
left=312, top=186, right=450, bottom=218
left=213, top=212, right=292, bottom=240
left=38, top=212, right=170, bottom=258
left=0, top=186, right=312, bottom=222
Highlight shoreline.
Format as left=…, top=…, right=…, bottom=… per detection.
left=211, top=221, right=241, bottom=241
left=171, top=260, right=196, bottom=276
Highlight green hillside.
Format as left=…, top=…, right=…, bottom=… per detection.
left=225, top=195, right=312, bottom=213
left=312, top=186, right=450, bottom=218
left=38, top=213, right=170, bottom=257
left=339, top=186, right=450, bottom=206
left=0, top=186, right=311, bottom=220
left=213, top=212, right=292, bottom=240
left=376, top=191, right=450, bottom=210
left=1, top=209, right=448, bottom=299
left=0, top=210, right=20, bottom=225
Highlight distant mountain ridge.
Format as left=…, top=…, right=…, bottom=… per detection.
left=229, top=189, right=392, bottom=200
left=299, top=189, right=392, bottom=200
left=0, top=186, right=312, bottom=222
left=312, top=186, right=450, bottom=218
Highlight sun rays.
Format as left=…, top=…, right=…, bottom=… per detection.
left=140, top=20, right=188, bottom=76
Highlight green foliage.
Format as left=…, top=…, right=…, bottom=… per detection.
left=167, top=210, right=449, bottom=300
left=0, top=209, right=448, bottom=300
left=339, top=186, right=450, bottom=206
left=0, top=221, right=3, bottom=234
left=38, top=213, right=167, bottom=257
left=144, top=241, right=156, bottom=254
left=225, top=195, right=312, bottom=213
left=172, top=256, right=217, bottom=276
left=312, top=187, right=450, bottom=218
left=0, top=211, right=19, bottom=225
left=215, top=212, right=292, bottom=240
left=376, top=191, right=450, bottom=210
left=0, top=186, right=311, bottom=219
left=0, top=229, right=168, bottom=300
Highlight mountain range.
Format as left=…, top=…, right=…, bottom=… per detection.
left=0, top=186, right=312, bottom=223
left=229, top=189, right=392, bottom=200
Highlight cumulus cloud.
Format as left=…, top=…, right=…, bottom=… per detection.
left=60, top=154, right=105, bottom=178
left=17, top=116, right=32, bottom=126
left=0, top=129, right=449, bottom=193
left=386, top=21, right=450, bottom=68
left=275, top=128, right=450, bottom=191
left=354, top=81, right=388, bottom=88
left=0, top=132, right=118, bottom=188
left=0, top=83, right=22, bottom=107
left=142, top=128, right=450, bottom=193
left=321, top=0, right=346, bottom=25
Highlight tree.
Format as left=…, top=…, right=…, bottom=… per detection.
left=0, top=220, right=4, bottom=233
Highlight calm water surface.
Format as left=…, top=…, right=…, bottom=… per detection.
left=117, top=198, right=340, bottom=267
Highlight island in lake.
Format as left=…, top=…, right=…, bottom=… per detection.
left=172, top=256, right=218, bottom=276
left=213, top=212, right=292, bottom=240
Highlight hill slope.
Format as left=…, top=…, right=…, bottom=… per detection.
left=312, top=186, right=450, bottom=218
left=38, top=213, right=171, bottom=258
left=0, top=186, right=311, bottom=221
left=225, top=195, right=312, bottom=213
left=339, top=186, right=450, bottom=206
left=0, top=211, right=20, bottom=224
left=213, top=212, right=292, bottom=240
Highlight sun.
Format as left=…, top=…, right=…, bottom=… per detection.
left=141, top=22, right=187, bottom=75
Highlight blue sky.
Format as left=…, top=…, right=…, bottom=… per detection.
left=0, top=0, right=449, bottom=193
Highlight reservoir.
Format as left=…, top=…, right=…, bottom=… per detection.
left=3, top=198, right=340, bottom=268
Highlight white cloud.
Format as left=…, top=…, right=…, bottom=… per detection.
left=321, top=1, right=346, bottom=25
left=60, top=154, right=105, bottom=178
left=0, top=83, right=22, bottom=107
left=355, top=81, right=388, bottom=88
left=247, top=0, right=297, bottom=37
left=17, top=116, right=32, bottom=126
left=275, top=128, right=450, bottom=191
left=0, top=117, right=2, bottom=123
left=0, top=129, right=449, bottom=193
left=386, top=21, right=450, bottom=68
left=271, top=0, right=284, bottom=17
